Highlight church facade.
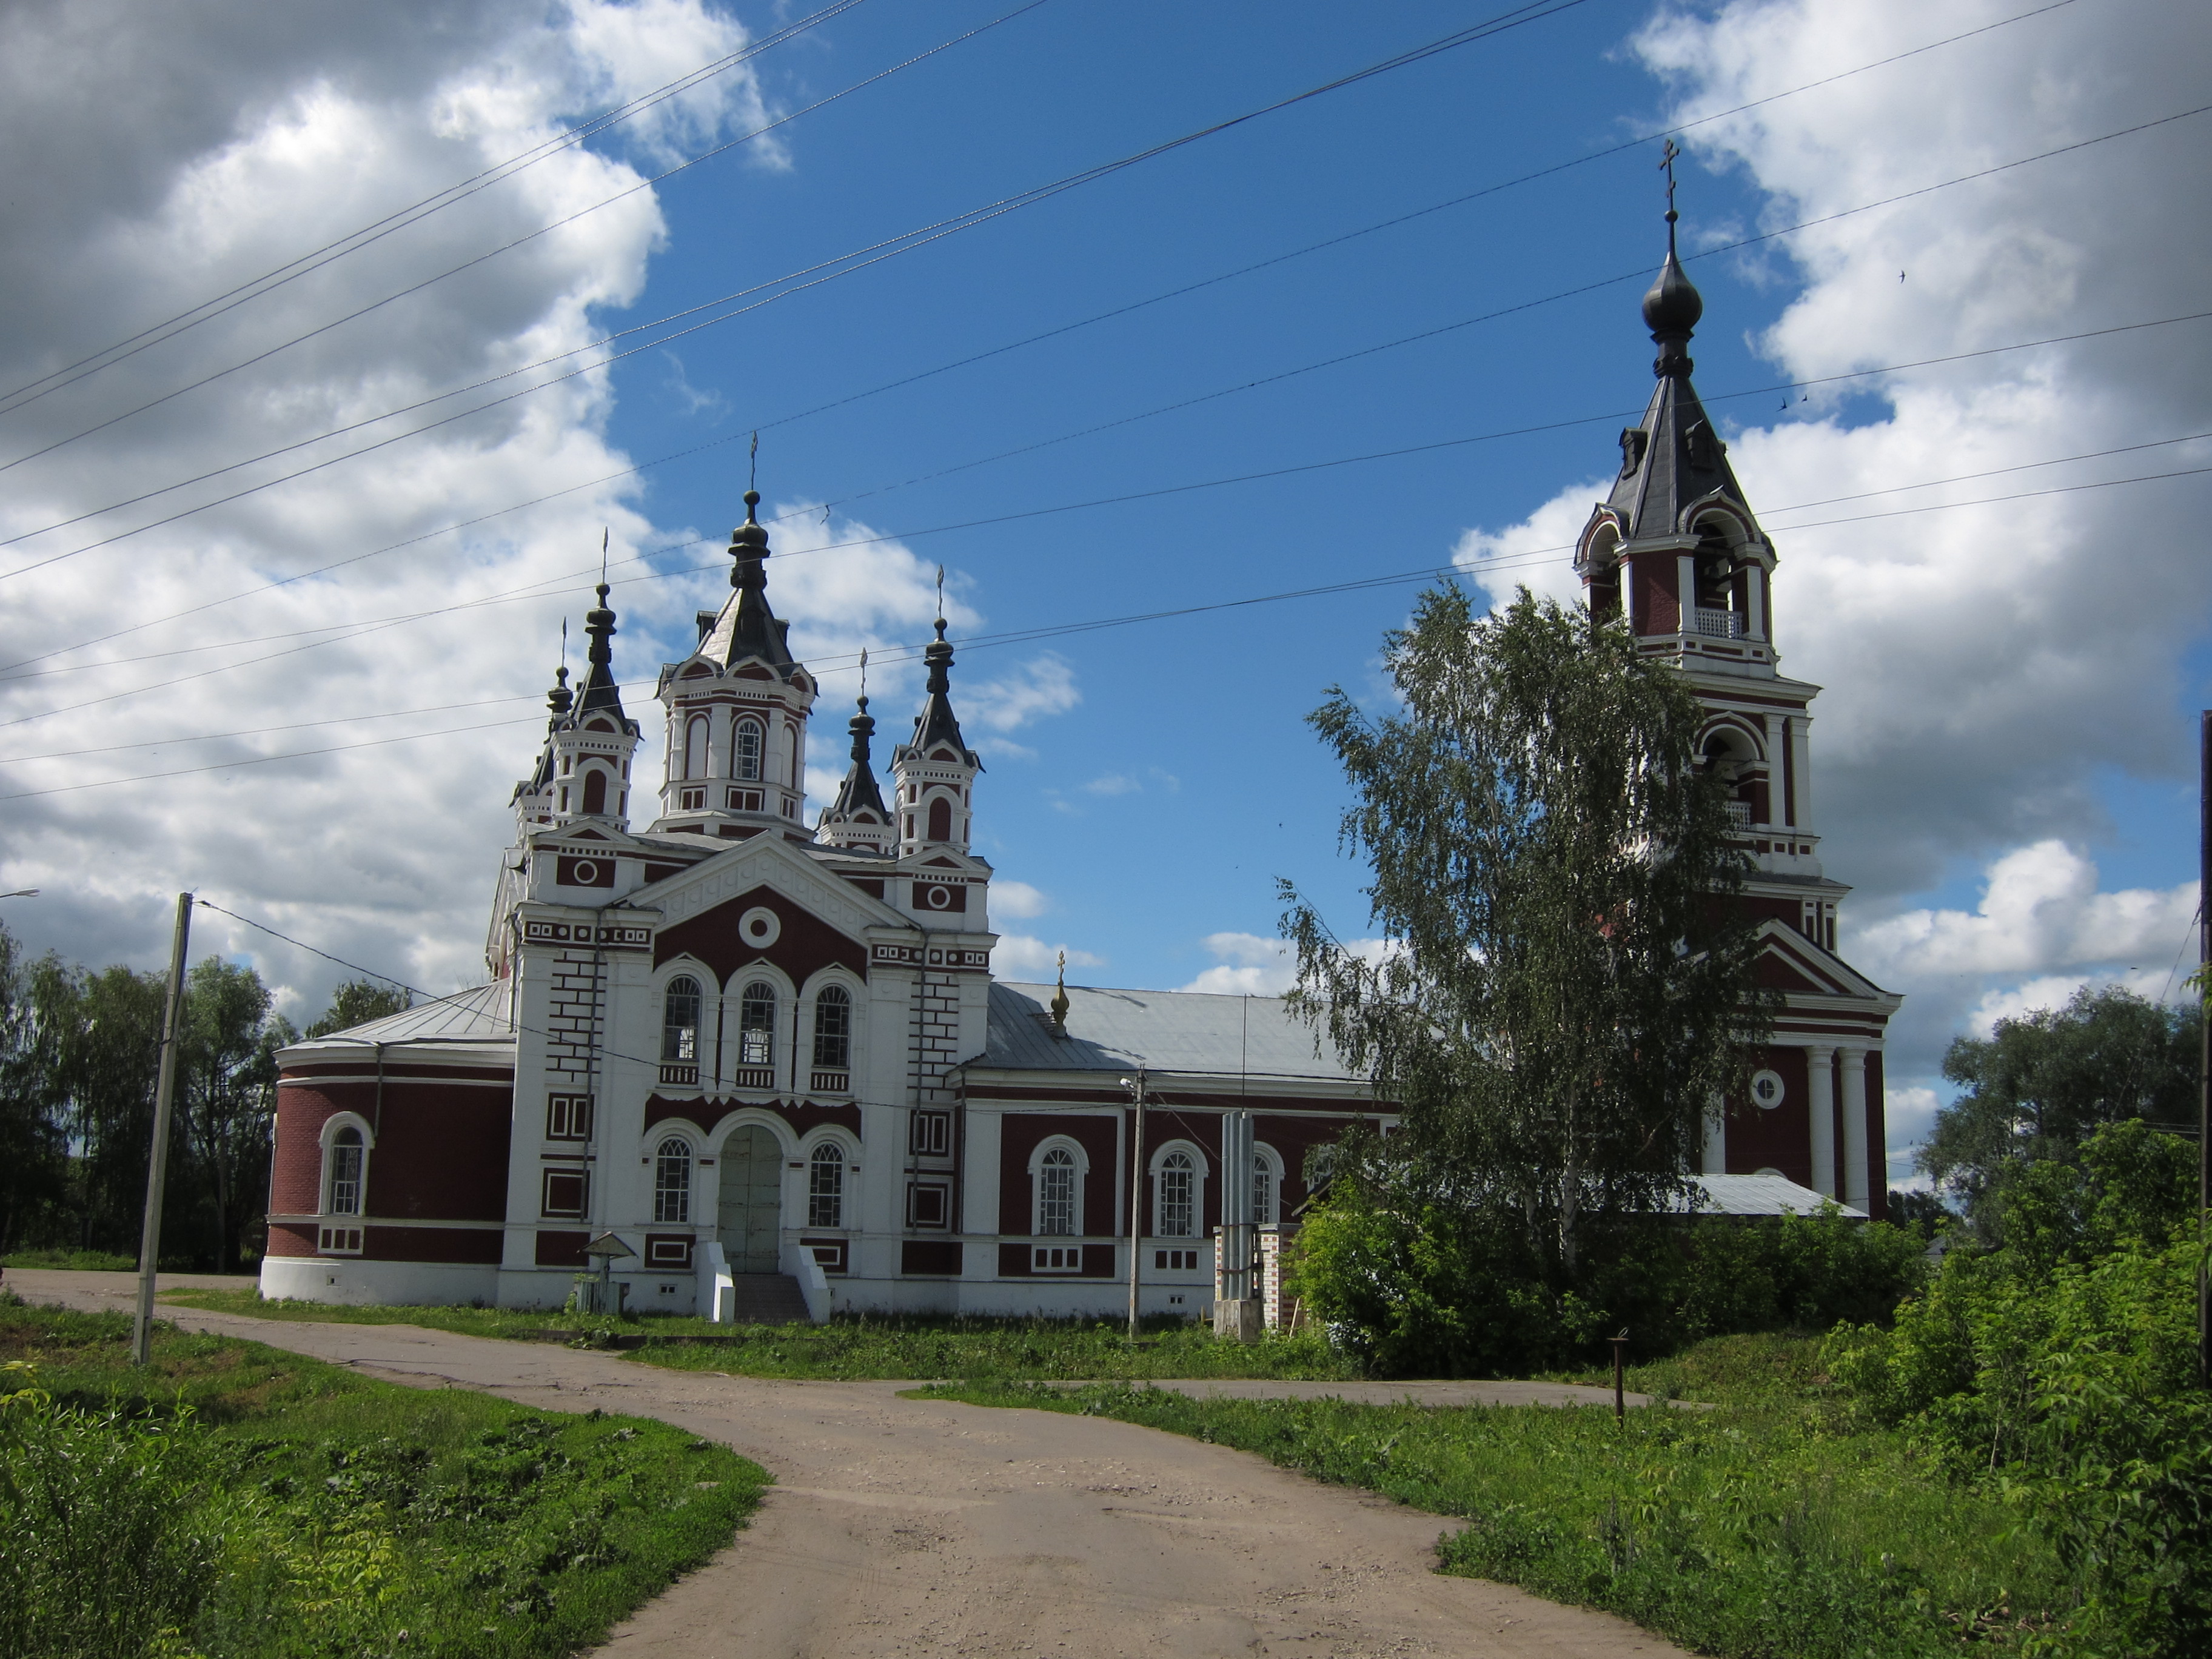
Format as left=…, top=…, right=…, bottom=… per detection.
left=261, top=237, right=1896, bottom=1317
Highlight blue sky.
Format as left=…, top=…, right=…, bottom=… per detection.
left=1, top=0, right=2205, bottom=1188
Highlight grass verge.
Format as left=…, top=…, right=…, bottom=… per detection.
left=5, top=1247, right=144, bottom=1271
left=157, top=1287, right=1356, bottom=1379
left=917, top=1333, right=2075, bottom=1658
left=0, top=1294, right=766, bottom=1659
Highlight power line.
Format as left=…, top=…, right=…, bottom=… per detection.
left=0, top=0, right=2081, bottom=567
left=0, top=0, right=1594, bottom=575
left=0, top=1, right=1048, bottom=488
left=7, top=102, right=2204, bottom=651
left=0, top=1, right=874, bottom=420
left=4, top=321, right=2206, bottom=725
left=5, top=453, right=2207, bottom=799
left=195, top=898, right=677, bottom=1073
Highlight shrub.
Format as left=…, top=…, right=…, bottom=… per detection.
left=1825, top=1121, right=2210, bottom=1656
left=1289, top=1184, right=1926, bottom=1377
left=0, top=1362, right=229, bottom=1659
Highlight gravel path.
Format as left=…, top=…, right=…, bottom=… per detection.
left=14, top=1270, right=1683, bottom=1659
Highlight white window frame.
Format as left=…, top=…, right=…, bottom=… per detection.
left=809, top=980, right=854, bottom=1070
left=653, top=1136, right=694, bottom=1224
left=1029, top=1137, right=1088, bottom=1238
left=1149, top=1141, right=1207, bottom=1239
left=662, top=973, right=703, bottom=1064
left=732, top=717, right=765, bottom=782
left=1252, top=1142, right=1284, bottom=1227
left=806, top=1139, right=850, bottom=1229
left=318, top=1113, right=374, bottom=1218
left=736, top=979, right=777, bottom=1068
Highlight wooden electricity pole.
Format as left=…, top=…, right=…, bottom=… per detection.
left=133, top=892, right=193, bottom=1367
left=1125, top=1067, right=1147, bottom=1342
left=2198, top=711, right=2208, bottom=1388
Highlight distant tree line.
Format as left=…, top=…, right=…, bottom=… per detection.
left=0, top=920, right=407, bottom=1270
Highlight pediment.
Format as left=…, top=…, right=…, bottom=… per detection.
left=641, top=834, right=906, bottom=945
left=1752, top=920, right=1895, bottom=1004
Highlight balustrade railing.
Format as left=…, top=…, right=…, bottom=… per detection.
left=1694, top=608, right=1743, bottom=639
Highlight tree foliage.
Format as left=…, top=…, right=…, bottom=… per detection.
left=1281, top=586, right=1771, bottom=1277
left=0, top=919, right=350, bottom=1268
left=1829, top=1120, right=2208, bottom=1655
left=1920, top=984, right=2200, bottom=1237
left=304, top=977, right=410, bottom=1039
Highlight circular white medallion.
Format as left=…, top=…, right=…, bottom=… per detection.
left=571, top=859, right=599, bottom=885
left=739, top=906, right=781, bottom=948
left=1750, top=1068, right=1786, bottom=1110
left=925, top=885, right=952, bottom=910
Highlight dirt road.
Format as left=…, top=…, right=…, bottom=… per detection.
left=15, top=1271, right=1681, bottom=1659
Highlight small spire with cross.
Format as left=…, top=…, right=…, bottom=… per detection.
left=1660, top=137, right=1681, bottom=253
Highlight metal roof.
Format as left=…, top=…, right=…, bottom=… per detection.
left=978, top=982, right=1362, bottom=1082
left=304, top=980, right=516, bottom=1048
left=1683, top=1173, right=1865, bottom=1219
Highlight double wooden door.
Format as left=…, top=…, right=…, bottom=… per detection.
left=717, top=1125, right=782, bottom=1273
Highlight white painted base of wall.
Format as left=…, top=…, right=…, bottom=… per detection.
left=260, top=1255, right=498, bottom=1307
left=259, top=1258, right=1209, bottom=1322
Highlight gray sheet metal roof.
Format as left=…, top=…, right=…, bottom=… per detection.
left=980, top=982, right=1361, bottom=1082
left=1684, top=1173, right=1865, bottom=1219
left=308, top=981, right=516, bottom=1047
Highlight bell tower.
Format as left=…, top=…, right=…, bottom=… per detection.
left=1570, top=165, right=1901, bottom=1216
left=890, top=613, right=981, bottom=857
left=509, top=584, right=642, bottom=833
left=651, top=489, right=818, bottom=841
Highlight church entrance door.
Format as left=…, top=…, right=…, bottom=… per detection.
left=718, top=1125, right=783, bottom=1274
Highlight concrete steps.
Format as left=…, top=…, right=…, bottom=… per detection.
left=725, top=1273, right=811, bottom=1325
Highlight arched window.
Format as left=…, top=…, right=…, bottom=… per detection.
left=324, top=1125, right=365, bottom=1216
left=786, top=722, right=802, bottom=786
left=812, top=985, right=851, bottom=1068
left=1252, top=1148, right=1280, bottom=1227
left=581, top=768, right=608, bottom=815
left=662, top=976, right=701, bottom=1063
left=684, top=714, right=709, bottom=780
left=927, top=796, right=952, bottom=842
left=739, top=981, right=776, bottom=1067
left=808, top=1142, right=845, bottom=1228
left=1036, top=1146, right=1078, bottom=1236
left=732, top=719, right=763, bottom=782
left=1155, top=1150, right=1196, bottom=1238
left=654, top=1138, right=692, bottom=1224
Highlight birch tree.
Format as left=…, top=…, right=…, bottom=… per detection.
left=1282, top=586, right=1769, bottom=1278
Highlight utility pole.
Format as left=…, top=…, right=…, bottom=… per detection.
left=2198, top=711, right=2208, bottom=1388
left=1124, top=1066, right=1147, bottom=1342
left=133, top=892, right=193, bottom=1367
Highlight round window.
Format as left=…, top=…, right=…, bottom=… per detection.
left=572, top=860, right=598, bottom=884
left=1750, top=1068, right=1786, bottom=1110
left=739, top=906, right=781, bottom=948
left=925, top=885, right=951, bottom=910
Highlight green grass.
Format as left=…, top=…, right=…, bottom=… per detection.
left=5, top=1247, right=142, bottom=1272
left=0, top=1295, right=768, bottom=1658
left=919, top=1335, right=2076, bottom=1658
left=157, top=1287, right=1358, bottom=1379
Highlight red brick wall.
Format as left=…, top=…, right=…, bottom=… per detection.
left=1724, top=1045, right=1812, bottom=1187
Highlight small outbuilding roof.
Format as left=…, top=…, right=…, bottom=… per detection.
left=978, top=982, right=1363, bottom=1083
left=1684, top=1173, right=1865, bottom=1219
left=307, top=980, right=516, bottom=1047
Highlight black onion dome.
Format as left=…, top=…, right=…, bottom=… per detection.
left=1642, top=247, right=1704, bottom=338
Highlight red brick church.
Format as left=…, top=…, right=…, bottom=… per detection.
left=262, top=232, right=1895, bottom=1316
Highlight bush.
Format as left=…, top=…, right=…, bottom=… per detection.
left=1289, top=1185, right=1927, bottom=1377
left=0, top=1362, right=228, bottom=1658
left=1826, top=1121, right=2210, bottom=1657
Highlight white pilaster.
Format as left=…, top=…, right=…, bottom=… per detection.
left=1763, top=712, right=1787, bottom=826
left=1701, top=1093, right=1726, bottom=1174
left=1805, top=1044, right=1835, bottom=1198
left=1677, top=554, right=1698, bottom=633
left=1788, top=715, right=1813, bottom=831
left=1746, top=558, right=1767, bottom=641
left=1840, top=1047, right=1869, bottom=1210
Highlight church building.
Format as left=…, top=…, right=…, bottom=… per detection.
left=261, top=227, right=1897, bottom=1318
